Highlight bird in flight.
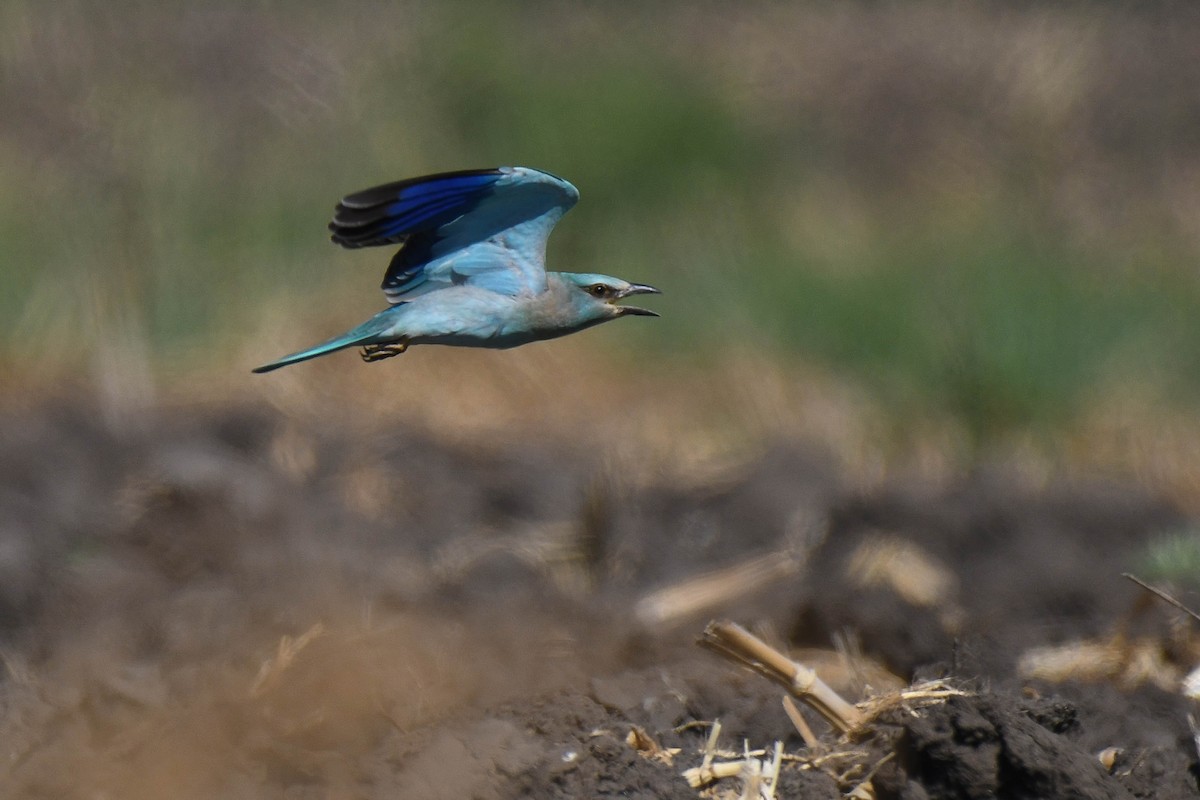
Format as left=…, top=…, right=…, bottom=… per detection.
left=253, top=166, right=660, bottom=373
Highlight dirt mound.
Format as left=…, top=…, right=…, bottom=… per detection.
left=0, top=401, right=1197, bottom=798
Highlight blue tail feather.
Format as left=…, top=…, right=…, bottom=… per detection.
left=251, top=332, right=373, bottom=373
left=252, top=309, right=401, bottom=373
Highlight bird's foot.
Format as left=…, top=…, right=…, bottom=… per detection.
left=360, top=341, right=409, bottom=362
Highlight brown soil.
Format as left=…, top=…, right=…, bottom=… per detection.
left=0, top=400, right=1197, bottom=798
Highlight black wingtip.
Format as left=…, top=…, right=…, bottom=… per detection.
left=325, top=168, right=507, bottom=250
left=336, top=167, right=505, bottom=209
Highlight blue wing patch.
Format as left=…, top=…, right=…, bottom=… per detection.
left=329, top=169, right=505, bottom=249
left=328, top=167, right=579, bottom=300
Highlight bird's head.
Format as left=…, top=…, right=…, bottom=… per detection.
left=560, top=273, right=661, bottom=322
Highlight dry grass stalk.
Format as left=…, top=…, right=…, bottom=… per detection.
left=1017, top=636, right=1179, bottom=692
left=763, top=741, right=784, bottom=800
left=805, top=748, right=872, bottom=771
left=1123, top=572, right=1200, bottom=625
left=682, top=720, right=726, bottom=788
left=845, top=751, right=894, bottom=800
left=738, top=753, right=763, bottom=800
left=846, top=782, right=876, bottom=800
left=846, top=534, right=964, bottom=633
left=681, top=734, right=875, bottom=793
left=682, top=759, right=744, bottom=789
left=635, top=551, right=804, bottom=628
left=847, top=535, right=956, bottom=610
left=627, top=725, right=680, bottom=766
left=858, top=680, right=970, bottom=721
left=1033, top=574, right=1200, bottom=697
left=782, top=695, right=820, bottom=749
left=627, top=725, right=660, bottom=754
left=699, top=620, right=865, bottom=733
left=692, top=624, right=973, bottom=797
left=683, top=740, right=786, bottom=798
left=785, top=645, right=906, bottom=699
left=249, top=622, right=326, bottom=697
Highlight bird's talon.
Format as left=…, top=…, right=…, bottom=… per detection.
left=360, top=342, right=409, bottom=363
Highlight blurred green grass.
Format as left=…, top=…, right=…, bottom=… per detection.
left=4, top=2, right=1200, bottom=446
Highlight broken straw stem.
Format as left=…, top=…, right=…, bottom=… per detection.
left=1122, top=572, right=1200, bottom=624
left=635, top=551, right=802, bottom=627
left=699, top=620, right=865, bottom=733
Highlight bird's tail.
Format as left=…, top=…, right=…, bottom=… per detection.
left=252, top=330, right=377, bottom=373
left=252, top=311, right=399, bottom=373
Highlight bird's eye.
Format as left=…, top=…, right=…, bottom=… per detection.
left=588, top=284, right=609, bottom=298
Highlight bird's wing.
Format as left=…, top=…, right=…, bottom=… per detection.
left=328, top=166, right=579, bottom=301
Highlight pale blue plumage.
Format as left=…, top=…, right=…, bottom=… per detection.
left=253, top=167, right=659, bottom=373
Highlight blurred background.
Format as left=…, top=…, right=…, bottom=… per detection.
left=7, top=3, right=1200, bottom=796
left=5, top=1, right=1200, bottom=486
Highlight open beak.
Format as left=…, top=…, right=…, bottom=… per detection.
left=616, top=283, right=662, bottom=317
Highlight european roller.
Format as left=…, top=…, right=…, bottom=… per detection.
left=253, top=166, right=660, bottom=373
